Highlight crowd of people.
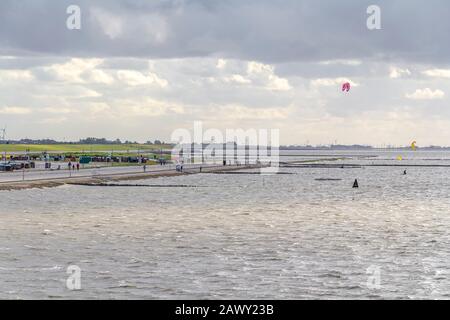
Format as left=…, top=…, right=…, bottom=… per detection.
left=67, top=162, right=80, bottom=171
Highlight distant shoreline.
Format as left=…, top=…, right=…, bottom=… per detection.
left=1, top=143, right=450, bottom=154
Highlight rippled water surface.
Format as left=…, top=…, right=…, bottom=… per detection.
left=1, top=151, right=450, bottom=299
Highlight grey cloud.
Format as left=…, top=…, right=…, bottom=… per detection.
left=0, top=0, right=450, bottom=65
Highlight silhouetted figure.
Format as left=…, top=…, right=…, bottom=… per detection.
left=353, top=179, right=359, bottom=188
left=403, top=170, right=407, bottom=175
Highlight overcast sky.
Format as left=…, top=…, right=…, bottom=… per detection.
left=1, top=0, right=449, bottom=146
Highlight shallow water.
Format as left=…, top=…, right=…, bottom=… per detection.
left=1, top=150, right=450, bottom=299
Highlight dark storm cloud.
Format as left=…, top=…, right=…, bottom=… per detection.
left=0, top=0, right=449, bottom=64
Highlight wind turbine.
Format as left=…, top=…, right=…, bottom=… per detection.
left=1, top=126, right=6, bottom=164
left=0, top=127, right=6, bottom=141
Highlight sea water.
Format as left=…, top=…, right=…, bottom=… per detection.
left=1, top=150, right=450, bottom=299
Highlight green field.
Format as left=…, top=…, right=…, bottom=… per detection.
left=0, top=144, right=172, bottom=153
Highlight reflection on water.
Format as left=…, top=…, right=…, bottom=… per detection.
left=1, top=151, right=450, bottom=299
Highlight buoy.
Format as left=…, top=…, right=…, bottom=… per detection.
left=353, top=179, right=359, bottom=188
